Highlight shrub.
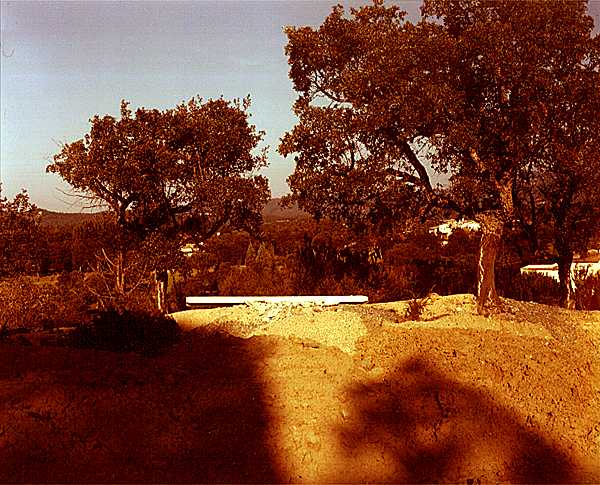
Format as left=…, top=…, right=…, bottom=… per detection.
left=500, top=271, right=561, bottom=305
left=405, top=291, right=434, bottom=321
left=83, top=271, right=157, bottom=313
left=73, top=309, right=181, bottom=355
left=217, top=261, right=296, bottom=296
left=575, top=274, right=600, bottom=310
left=0, top=273, right=90, bottom=332
left=378, top=264, right=418, bottom=302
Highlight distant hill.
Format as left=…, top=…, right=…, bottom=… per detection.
left=262, top=197, right=308, bottom=222
left=39, top=198, right=308, bottom=227
left=39, top=209, right=104, bottom=227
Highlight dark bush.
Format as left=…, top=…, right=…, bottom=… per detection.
left=82, top=270, right=158, bottom=313
left=73, top=309, right=181, bottom=355
left=498, top=271, right=561, bottom=306
left=405, top=292, right=433, bottom=321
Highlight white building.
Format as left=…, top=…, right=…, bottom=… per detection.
left=429, top=219, right=480, bottom=244
left=180, top=242, right=201, bottom=257
left=520, top=261, right=600, bottom=284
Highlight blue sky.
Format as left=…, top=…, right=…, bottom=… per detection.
left=1, top=1, right=598, bottom=212
left=0, top=0, right=420, bottom=211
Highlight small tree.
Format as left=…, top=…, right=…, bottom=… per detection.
left=0, top=187, right=41, bottom=277
left=49, top=96, right=270, bottom=311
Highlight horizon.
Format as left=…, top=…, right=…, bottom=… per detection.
left=1, top=1, right=598, bottom=212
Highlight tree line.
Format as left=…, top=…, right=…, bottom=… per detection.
left=2, top=0, right=599, bottom=313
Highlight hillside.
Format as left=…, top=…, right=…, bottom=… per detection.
left=38, top=208, right=104, bottom=227
left=1, top=295, right=598, bottom=483
left=38, top=197, right=308, bottom=227
left=262, top=197, right=308, bottom=222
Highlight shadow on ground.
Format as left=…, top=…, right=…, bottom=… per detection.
left=336, top=356, right=577, bottom=483
left=0, top=330, right=281, bottom=483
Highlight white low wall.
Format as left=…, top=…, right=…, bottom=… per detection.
left=520, top=262, right=600, bottom=283
left=185, top=295, right=368, bottom=307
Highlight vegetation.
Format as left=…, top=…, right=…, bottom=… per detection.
left=48, top=96, right=270, bottom=311
left=1, top=1, right=598, bottom=339
left=72, top=309, right=180, bottom=355
left=279, top=0, right=599, bottom=313
left=0, top=189, right=41, bottom=277
left=0, top=273, right=90, bottom=333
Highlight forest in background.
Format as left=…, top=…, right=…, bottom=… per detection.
left=2, top=0, right=599, bottom=342
left=2, top=194, right=599, bottom=337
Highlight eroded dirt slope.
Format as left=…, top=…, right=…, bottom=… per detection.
left=1, top=295, right=599, bottom=483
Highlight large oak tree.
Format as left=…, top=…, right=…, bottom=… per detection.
left=49, top=96, right=270, bottom=311
left=279, top=0, right=598, bottom=313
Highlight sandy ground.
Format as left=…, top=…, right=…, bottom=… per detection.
left=1, top=294, right=599, bottom=482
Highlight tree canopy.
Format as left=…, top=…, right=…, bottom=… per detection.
left=48, top=96, right=270, bottom=304
left=0, top=188, right=41, bottom=278
left=279, top=0, right=599, bottom=312
left=518, top=43, right=600, bottom=306
left=49, top=96, right=269, bottom=243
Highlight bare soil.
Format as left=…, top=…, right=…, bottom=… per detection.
left=1, top=294, right=599, bottom=483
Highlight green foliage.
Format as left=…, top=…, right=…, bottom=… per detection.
left=0, top=189, right=42, bottom=277
left=405, top=293, right=434, bottom=321
left=39, top=225, right=74, bottom=273
left=48, top=97, right=269, bottom=245
left=574, top=274, right=600, bottom=311
left=48, top=96, right=270, bottom=303
left=499, top=271, right=561, bottom=307
left=0, top=273, right=90, bottom=332
left=280, top=0, right=599, bottom=309
left=217, top=242, right=296, bottom=296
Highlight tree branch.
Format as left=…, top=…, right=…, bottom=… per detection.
left=400, top=140, right=433, bottom=193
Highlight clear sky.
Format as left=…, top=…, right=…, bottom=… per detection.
left=1, top=1, right=598, bottom=212
left=0, top=0, right=420, bottom=211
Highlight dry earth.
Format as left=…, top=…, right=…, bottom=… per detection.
left=1, top=294, right=599, bottom=483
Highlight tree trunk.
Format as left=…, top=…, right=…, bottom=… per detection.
left=155, top=270, right=169, bottom=314
left=557, top=248, right=575, bottom=309
left=476, top=213, right=504, bottom=315
left=116, top=250, right=125, bottom=295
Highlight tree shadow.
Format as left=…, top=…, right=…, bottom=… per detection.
left=0, top=329, right=282, bottom=483
left=336, top=356, right=578, bottom=483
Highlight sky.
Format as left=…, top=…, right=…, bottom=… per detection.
left=0, top=0, right=420, bottom=212
left=1, top=0, right=599, bottom=212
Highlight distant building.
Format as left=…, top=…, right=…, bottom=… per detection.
left=429, top=219, right=480, bottom=245
left=520, top=261, right=600, bottom=286
left=180, top=242, right=201, bottom=257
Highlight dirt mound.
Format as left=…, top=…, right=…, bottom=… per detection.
left=175, top=302, right=367, bottom=353
left=1, top=295, right=599, bottom=482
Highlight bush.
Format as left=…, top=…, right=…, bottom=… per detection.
left=498, top=271, right=561, bottom=305
left=405, top=292, right=433, bottom=321
left=82, top=271, right=158, bottom=313
left=498, top=269, right=564, bottom=306
left=73, top=309, right=181, bottom=355
left=217, top=261, right=296, bottom=296
left=0, top=273, right=90, bottom=332
left=575, top=274, right=600, bottom=310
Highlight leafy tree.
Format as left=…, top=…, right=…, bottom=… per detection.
left=529, top=51, right=600, bottom=308
left=39, top=224, right=73, bottom=274
left=280, top=0, right=597, bottom=313
left=49, top=96, right=270, bottom=311
left=0, top=187, right=41, bottom=277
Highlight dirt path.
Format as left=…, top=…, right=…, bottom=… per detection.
left=1, top=295, right=599, bottom=482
